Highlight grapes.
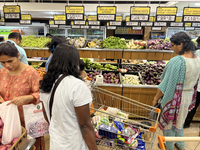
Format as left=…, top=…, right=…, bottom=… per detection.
left=20, top=35, right=51, bottom=49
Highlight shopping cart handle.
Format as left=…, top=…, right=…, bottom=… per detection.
left=158, top=136, right=166, bottom=150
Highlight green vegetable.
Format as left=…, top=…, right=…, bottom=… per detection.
left=102, top=36, right=127, bottom=49
left=82, top=58, right=92, bottom=69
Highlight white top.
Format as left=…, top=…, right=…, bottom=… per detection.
left=196, top=50, right=200, bottom=92
left=41, top=75, right=92, bottom=150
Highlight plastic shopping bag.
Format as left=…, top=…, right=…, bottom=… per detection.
left=0, top=101, right=22, bottom=145
left=23, top=102, right=49, bottom=138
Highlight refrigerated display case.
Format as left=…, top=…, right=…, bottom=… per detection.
left=86, top=28, right=104, bottom=40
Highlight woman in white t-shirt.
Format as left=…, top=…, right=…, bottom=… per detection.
left=40, top=43, right=97, bottom=150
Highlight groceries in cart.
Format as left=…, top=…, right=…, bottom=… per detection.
left=91, top=107, right=146, bottom=150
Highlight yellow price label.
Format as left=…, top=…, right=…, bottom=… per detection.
left=176, top=17, right=182, bottom=22
left=49, top=20, right=54, bottom=25
left=71, top=21, right=74, bottom=25
left=107, top=22, right=109, bottom=26
left=157, top=7, right=177, bottom=15
left=54, top=15, right=66, bottom=20
left=0, top=18, right=5, bottom=22
left=21, top=15, right=31, bottom=20
left=130, top=7, right=150, bottom=15
left=185, top=23, right=191, bottom=27
left=184, top=8, right=200, bottom=16
left=84, top=15, right=86, bottom=21
left=3, top=5, right=20, bottom=13
left=126, top=16, right=130, bottom=22
left=116, top=16, right=122, bottom=21
left=88, top=15, right=97, bottom=21
left=97, top=7, right=116, bottom=15
left=66, top=6, right=84, bottom=14
left=86, top=22, right=88, bottom=25
left=149, top=16, right=155, bottom=22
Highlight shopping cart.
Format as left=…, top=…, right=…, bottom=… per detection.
left=158, top=136, right=200, bottom=150
left=90, top=85, right=161, bottom=150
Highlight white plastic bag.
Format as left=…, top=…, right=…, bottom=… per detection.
left=23, top=102, right=49, bottom=138
left=0, top=101, right=22, bottom=145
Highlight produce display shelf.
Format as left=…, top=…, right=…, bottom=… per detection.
left=27, top=58, right=47, bottom=63
left=115, top=33, right=144, bottom=35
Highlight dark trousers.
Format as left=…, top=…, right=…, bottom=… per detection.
left=184, top=92, right=200, bottom=126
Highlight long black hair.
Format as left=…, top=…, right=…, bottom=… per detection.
left=40, top=43, right=81, bottom=93
left=170, top=32, right=196, bottom=55
left=46, top=36, right=66, bottom=53
left=0, top=42, right=19, bottom=57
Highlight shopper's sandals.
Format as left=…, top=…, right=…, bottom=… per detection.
left=174, top=143, right=185, bottom=150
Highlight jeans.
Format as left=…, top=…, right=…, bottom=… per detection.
left=163, top=127, right=185, bottom=150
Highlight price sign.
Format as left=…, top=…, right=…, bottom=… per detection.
left=156, top=7, right=177, bottom=22
left=50, top=25, right=58, bottom=28
left=81, top=25, right=89, bottom=29
left=109, top=21, right=121, bottom=26
left=20, top=14, right=31, bottom=25
left=170, top=22, right=183, bottom=27
left=132, top=27, right=142, bottom=30
left=88, top=21, right=100, bottom=26
left=151, top=27, right=162, bottom=31
left=130, top=7, right=150, bottom=21
left=49, top=20, right=54, bottom=25
left=55, top=20, right=66, bottom=25
left=126, top=16, right=130, bottom=22
left=97, top=6, right=116, bottom=21
left=0, top=18, right=5, bottom=26
left=176, top=17, right=182, bottom=22
left=54, top=15, right=66, bottom=25
left=84, top=15, right=86, bottom=21
left=183, top=7, right=200, bottom=22
left=74, top=20, right=86, bottom=25
left=126, top=22, right=139, bottom=26
left=4, top=5, right=21, bottom=21
left=71, top=25, right=81, bottom=29
left=88, top=15, right=97, bottom=21
left=192, top=23, right=200, bottom=27
left=185, top=22, right=191, bottom=27
left=149, top=16, right=155, bottom=22
left=185, top=27, right=195, bottom=30
left=141, top=22, right=153, bottom=26
left=91, top=26, right=100, bottom=29
left=116, top=16, right=123, bottom=21
left=154, top=22, right=167, bottom=27
left=107, top=26, right=116, bottom=30
left=65, top=6, right=84, bottom=20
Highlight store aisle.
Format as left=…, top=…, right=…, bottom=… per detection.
left=44, top=122, right=200, bottom=150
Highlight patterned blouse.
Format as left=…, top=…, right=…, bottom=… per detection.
left=0, top=66, right=41, bottom=127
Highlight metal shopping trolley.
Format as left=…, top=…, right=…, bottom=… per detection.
left=90, top=85, right=161, bottom=150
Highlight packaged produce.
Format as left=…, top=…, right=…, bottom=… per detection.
left=102, top=139, right=115, bottom=147
left=105, top=107, right=119, bottom=115
left=69, top=37, right=85, bottom=48
left=87, top=39, right=102, bottom=48
left=97, top=116, right=109, bottom=126
left=125, top=133, right=138, bottom=147
left=114, top=121, right=125, bottom=132
left=98, top=124, right=120, bottom=139
left=122, top=125, right=138, bottom=140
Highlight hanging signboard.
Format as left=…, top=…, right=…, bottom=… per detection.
left=126, top=21, right=139, bottom=26
left=3, top=5, right=21, bottom=22
left=84, top=15, right=86, bottom=21
left=88, top=15, right=97, bottom=21
left=49, top=20, right=58, bottom=27
left=20, top=14, right=31, bottom=25
left=185, top=22, right=192, bottom=27
left=156, top=7, right=177, bottom=22
left=71, top=25, right=81, bottom=29
left=81, top=25, right=89, bottom=29
left=97, top=6, right=116, bottom=21
left=90, top=26, right=100, bottom=29
left=183, top=7, right=200, bottom=22
left=152, top=27, right=162, bottom=31
left=107, top=26, right=116, bottom=30
left=176, top=16, right=182, bottom=22
left=130, top=6, right=150, bottom=21
left=149, top=16, right=156, bottom=22
left=116, top=16, right=123, bottom=21
left=126, top=16, right=130, bottom=22
left=170, top=22, right=183, bottom=27
left=74, top=20, right=86, bottom=25
left=54, top=15, right=66, bottom=25
left=192, top=23, right=200, bottom=27
left=65, top=6, right=84, bottom=20
left=141, top=22, right=153, bottom=26
left=0, top=18, right=5, bottom=26
left=132, top=27, right=142, bottom=30
left=109, top=21, right=121, bottom=26
left=154, top=22, right=167, bottom=27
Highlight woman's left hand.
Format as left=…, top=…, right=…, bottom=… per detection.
left=7, top=96, right=27, bottom=106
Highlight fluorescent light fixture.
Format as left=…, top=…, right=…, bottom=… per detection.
left=195, top=3, right=200, bottom=6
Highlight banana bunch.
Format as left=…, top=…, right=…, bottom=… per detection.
left=88, top=39, right=102, bottom=48
left=126, top=39, right=137, bottom=49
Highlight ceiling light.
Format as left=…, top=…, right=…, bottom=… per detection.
left=195, top=3, right=200, bottom=6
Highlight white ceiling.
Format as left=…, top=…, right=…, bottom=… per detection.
left=0, top=1, right=199, bottom=18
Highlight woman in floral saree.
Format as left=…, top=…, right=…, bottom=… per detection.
left=153, top=32, right=200, bottom=150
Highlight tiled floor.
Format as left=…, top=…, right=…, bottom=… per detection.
left=44, top=122, right=200, bottom=150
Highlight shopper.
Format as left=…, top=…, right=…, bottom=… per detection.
left=45, top=36, right=66, bottom=71
left=184, top=37, right=200, bottom=128
left=40, top=43, right=98, bottom=150
left=79, top=59, right=87, bottom=79
left=0, top=36, right=5, bottom=42
left=153, top=32, right=200, bottom=150
left=0, top=32, right=28, bottom=69
left=46, top=33, right=52, bottom=38
left=0, top=42, right=45, bottom=150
